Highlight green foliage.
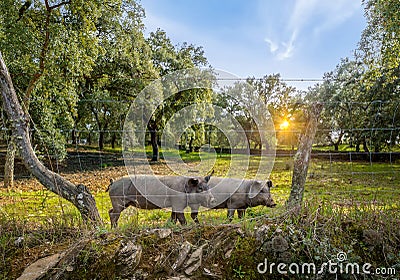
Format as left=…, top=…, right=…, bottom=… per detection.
left=358, top=0, right=400, bottom=86
left=142, top=30, right=212, bottom=159
left=0, top=0, right=211, bottom=157
left=307, top=55, right=399, bottom=152
left=0, top=0, right=105, bottom=158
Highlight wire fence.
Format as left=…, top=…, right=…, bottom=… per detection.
left=0, top=99, right=399, bottom=227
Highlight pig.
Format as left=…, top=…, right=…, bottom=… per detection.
left=186, top=177, right=276, bottom=222
left=107, top=174, right=215, bottom=227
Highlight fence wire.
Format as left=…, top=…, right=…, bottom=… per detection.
left=0, top=99, right=399, bottom=227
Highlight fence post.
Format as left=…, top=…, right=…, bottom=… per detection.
left=287, top=103, right=323, bottom=210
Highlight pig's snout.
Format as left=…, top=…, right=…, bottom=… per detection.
left=209, top=196, right=216, bottom=204
left=263, top=195, right=276, bottom=208
left=207, top=192, right=216, bottom=204
left=267, top=199, right=277, bottom=208
left=203, top=191, right=216, bottom=207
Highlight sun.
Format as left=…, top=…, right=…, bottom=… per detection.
left=280, top=120, right=289, bottom=130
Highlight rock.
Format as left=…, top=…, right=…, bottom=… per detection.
left=116, top=241, right=142, bottom=278
left=172, top=241, right=192, bottom=271
left=255, top=225, right=270, bottom=242
left=271, top=236, right=289, bottom=252
left=363, top=229, right=382, bottom=247
left=184, top=244, right=207, bottom=275
left=261, top=241, right=273, bottom=253
left=14, top=236, right=24, bottom=247
left=166, top=276, right=191, bottom=280
left=224, top=249, right=233, bottom=259
left=131, top=269, right=148, bottom=279
left=157, top=228, right=172, bottom=239
left=277, top=251, right=292, bottom=263
left=236, top=228, right=245, bottom=237
left=203, top=267, right=222, bottom=279
left=17, top=253, right=65, bottom=280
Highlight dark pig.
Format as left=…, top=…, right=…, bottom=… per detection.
left=189, top=177, right=276, bottom=222
left=107, top=174, right=214, bottom=227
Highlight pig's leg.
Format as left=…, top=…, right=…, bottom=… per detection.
left=227, top=209, right=235, bottom=221
left=175, top=212, right=187, bottom=225
left=169, top=211, right=178, bottom=224
left=237, top=209, right=246, bottom=219
left=109, top=208, right=121, bottom=228
left=190, top=204, right=200, bottom=224
left=109, top=201, right=126, bottom=228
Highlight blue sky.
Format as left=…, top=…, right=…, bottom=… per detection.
left=141, top=0, right=366, bottom=90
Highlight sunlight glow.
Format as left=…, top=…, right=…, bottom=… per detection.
left=280, top=120, right=290, bottom=130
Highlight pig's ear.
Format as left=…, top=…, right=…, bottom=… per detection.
left=205, top=170, right=214, bottom=182
left=249, top=181, right=262, bottom=199
left=188, top=178, right=199, bottom=188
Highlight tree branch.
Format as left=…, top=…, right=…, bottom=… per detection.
left=0, top=51, right=102, bottom=224
left=49, top=1, right=71, bottom=10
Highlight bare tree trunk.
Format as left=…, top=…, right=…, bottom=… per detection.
left=332, top=131, right=344, bottom=151
left=71, top=128, right=77, bottom=145
left=99, top=130, right=105, bottom=150
left=3, top=137, right=16, bottom=189
left=111, top=132, right=116, bottom=149
left=0, top=52, right=101, bottom=224
left=363, top=139, right=369, bottom=153
left=287, top=103, right=323, bottom=210
left=150, top=129, right=159, bottom=161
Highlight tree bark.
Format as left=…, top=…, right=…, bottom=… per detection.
left=88, top=131, right=92, bottom=146
left=3, top=137, right=16, bottom=189
left=99, top=130, right=105, bottom=150
left=149, top=128, right=159, bottom=161
left=71, top=128, right=77, bottom=145
left=0, top=52, right=101, bottom=224
left=188, top=137, right=193, bottom=153
left=363, top=139, right=370, bottom=153
left=332, top=130, right=344, bottom=151
left=286, top=103, right=323, bottom=210
left=111, top=132, right=116, bottom=149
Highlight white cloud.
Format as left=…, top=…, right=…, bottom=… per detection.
left=277, top=33, right=296, bottom=60
left=265, top=29, right=297, bottom=60
left=264, top=38, right=278, bottom=53
left=263, top=0, right=362, bottom=61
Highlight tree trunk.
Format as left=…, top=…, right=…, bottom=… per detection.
left=71, top=128, right=77, bottom=145
left=111, top=132, right=116, bottom=149
left=99, top=130, right=104, bottom=150
left=363, top=139, right=369, bottom=153
left=0, top=52, right=101, bottom=224
left=3, top=137, right=16, bottom=189
left=150, top=128, right=159, bottom=161
left=189, top=137, right=193, bottom=153
left=334, top=143, right=339, bottom=151
left=88, top=131, right=92, bottom=146
left=287, top=103, right=323, bottom=210
left=332, top=131, right=344, bottom=151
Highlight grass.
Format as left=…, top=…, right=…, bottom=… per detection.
left=1, top=153, right=399, bottom=279
left=1, top=155, right=398, bottom=227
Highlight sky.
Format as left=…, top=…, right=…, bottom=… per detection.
left=141, top=0, right=366, bottom=90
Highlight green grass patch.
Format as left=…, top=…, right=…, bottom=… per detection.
left=1, top=156, right=399, bottom=279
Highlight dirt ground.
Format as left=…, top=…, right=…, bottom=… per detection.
left=0, top=149, right=177, bottom=192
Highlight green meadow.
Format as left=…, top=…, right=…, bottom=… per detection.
left=1, top=151, right=399, bottom=279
